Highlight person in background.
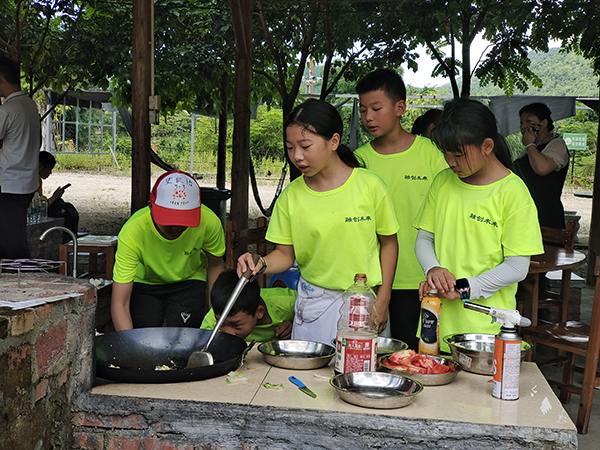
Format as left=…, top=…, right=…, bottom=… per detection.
left=513, top=102, right=569, bottom=229
left=414, top=98, right=543, bottom=353
left=355, top=69, right=447, bottom=350
left=111, top=170, right=225, bottom=331
left=37, top=151, right=79, bottom=240
left=238, top=98, right=399, bottom=346
left=201, top=269, right=296, bottom=342
left=0, top=56, right=41, bottom=260
left=411, top=108, right=443, bottom=139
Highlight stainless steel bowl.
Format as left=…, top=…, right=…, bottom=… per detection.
left=443, top=333, right=532, bottom=375
left=258, top=340, right=335, bottom=370
left=377, top=337, right=408, bottom=356
left=378, top=353, right=461, bottom=386
left=331, top=337, right=408, bottom=356
left=330, top=371, right=423, bottom=409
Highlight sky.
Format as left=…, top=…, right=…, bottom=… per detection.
left=402, top=36, right=492, bottom=88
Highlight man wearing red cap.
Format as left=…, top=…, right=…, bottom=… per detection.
left=111, top=171, right=225, bottom=331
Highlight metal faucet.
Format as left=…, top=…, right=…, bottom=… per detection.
left=40, top=227, right=77, bottom=278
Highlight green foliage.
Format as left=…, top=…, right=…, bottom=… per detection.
left=472, top=48, right=599, bottom=97
left=52, top=153, right=130, bottom=173
left=506, top=134, right=524, bottom=161
left=0, top=1, right=130, bottom=96
left=372, top=0, right=555, bottom=98
left=116, top=136, right=132, bottom=158
left=249, top=108, right=285, bottom=161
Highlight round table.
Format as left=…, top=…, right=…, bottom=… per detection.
left=522, top=245, right=586, bottom=326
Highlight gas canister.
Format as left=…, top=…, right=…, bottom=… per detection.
left=492, top=326, right=522, bottom=400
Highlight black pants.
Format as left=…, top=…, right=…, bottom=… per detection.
left=388, top=289, right=421, bottom=350
left=129, top=280, right=207, bottom=328
left=48, top=199, right=79, bottom=242
left=0, top=191, right=35, bottom=260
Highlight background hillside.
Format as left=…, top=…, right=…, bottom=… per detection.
left=468, top=47, right=599, bottom=97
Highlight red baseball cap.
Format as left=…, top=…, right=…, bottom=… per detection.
left=150, top=171, right=201, bottom=227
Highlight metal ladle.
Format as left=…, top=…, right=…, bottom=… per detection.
left=40, top=226, right=77, bottom=278
left=186, top=266, right=255, bottom=368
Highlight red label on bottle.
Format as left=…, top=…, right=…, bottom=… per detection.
left=335, top=337, right=377, bottom=373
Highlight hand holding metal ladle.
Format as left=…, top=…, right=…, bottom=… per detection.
left=186, top=259, right=257, bottom=368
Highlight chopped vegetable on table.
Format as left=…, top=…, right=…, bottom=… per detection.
left=384, top=349, right=455, bottom=374
left=262, top=382, right=284, bottom=390
left=226, top=371, right=249, bottom=384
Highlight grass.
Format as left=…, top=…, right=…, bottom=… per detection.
left=53, top=149, right=594, bottom=190
left=52, top=150, right=287, bottom=184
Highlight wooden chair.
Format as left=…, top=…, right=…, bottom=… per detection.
left=521, top=256, right=600, bottom=434
left=536, top=220, right=577, bottom=323
left=517, top=221, right=577, bottom=325
left=225, top=217, right=268, bottom=288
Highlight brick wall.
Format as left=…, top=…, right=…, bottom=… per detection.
left=26, top=216, right=65, bottom=260
left=0, top=274, right=96, bottom=450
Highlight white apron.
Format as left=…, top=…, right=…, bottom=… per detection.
left=291, top=275, right=343, bottom=346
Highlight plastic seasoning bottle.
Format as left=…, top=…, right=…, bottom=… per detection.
left=32, top=192, right=41, bottom=224
left=334, top=273, right=379, bottom=373
left=27, top=198, right=34, bottom=225
left=40, top=197, right=48, bottom=220
left=419, top=290, right=442, bottom=355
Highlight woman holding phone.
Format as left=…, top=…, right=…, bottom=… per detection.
left=513, top=102, right=569, bottom=229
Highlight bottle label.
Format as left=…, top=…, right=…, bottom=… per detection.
left=335, top=336, right=377, bottom=373
left=418, top=296, right=441, bottom=355
left=420, top=309, right=438, bottom=344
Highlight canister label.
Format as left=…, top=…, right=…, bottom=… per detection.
left=492, top=337, right=521, bottom=400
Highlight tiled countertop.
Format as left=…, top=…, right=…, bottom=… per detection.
left=92, top=347, right=576, bottom=432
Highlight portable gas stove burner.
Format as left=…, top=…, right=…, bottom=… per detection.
left=0, top=258, right=64, bottom=274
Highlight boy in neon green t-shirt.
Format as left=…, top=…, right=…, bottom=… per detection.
left=355, top=69, right=447, bottom=349
left=201, top=270, right=296, bottom=342
left=111, top=171, right=225, bottom=331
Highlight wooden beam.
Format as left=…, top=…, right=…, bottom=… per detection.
left=587, top=85, right=600, bottom=285
left=131, top=0, right=152, bottom=214
left=229, top=0, right=252, bottom=228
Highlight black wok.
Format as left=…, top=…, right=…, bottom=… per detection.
left=95, top=327, right=254, bottom=383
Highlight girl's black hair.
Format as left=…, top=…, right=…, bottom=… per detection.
left=519, top=102, right=554, bottom=131
left=411, top=108, right=442, bottom=136
left=431, top=98, right=512, bottom=169
left=284, top=98, right=364, bottom=169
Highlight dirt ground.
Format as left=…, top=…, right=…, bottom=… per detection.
left=43, top=172, right=284, bottom=236
left=45, top=171, right=594, bottom=240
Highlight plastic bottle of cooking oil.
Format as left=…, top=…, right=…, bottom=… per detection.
left=419, top=290, right=442, bottom=355
left=334, top=274, right=378, bottom=373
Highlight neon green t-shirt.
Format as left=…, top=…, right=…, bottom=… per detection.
left=413, top=169, right=544, bottom=352
left=113, top=205, right=225, bottom=285
left=266, top=168, right=399, bottom=290
left=355, top=136, right=447, bottom=289
left=201, top=287, right=297, bottom=342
